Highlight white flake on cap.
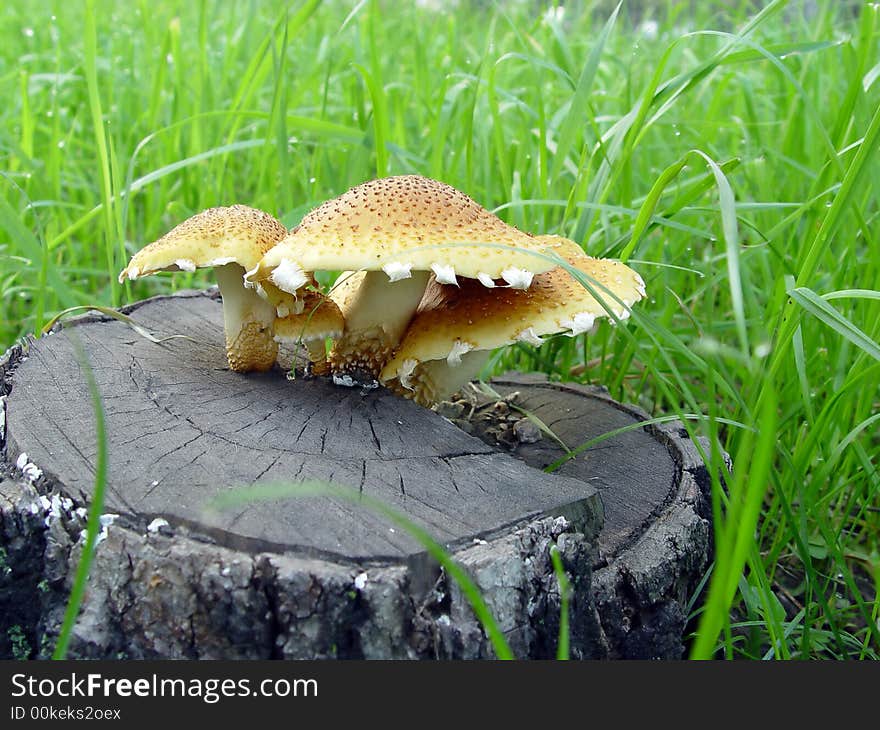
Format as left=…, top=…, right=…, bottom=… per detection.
left=516, top=327, right=545, bottom=346
left=270, top=258, right=308, bottom=293
left=446, top=340, right=474, bottom=366
left=501, top=267, right=534, bottom=289
left=431, top=263, right=458, bottom=286
left=207, top=256, right=237, bottom=267
left=562, top=312, right=597, bottom=336
left=174, top=259, right=197, bottom=272
left=127, top=266, right=140, bottom=280
left=382, top=261, right=413, bottom=282
left=477, top=273, right=496, bottom=288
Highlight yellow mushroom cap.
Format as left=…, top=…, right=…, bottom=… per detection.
left=273, top=290, right=345, bottom=344
left=380, top=237, right=647, bottom=391
left=118, top=205, right=291, bottom=374
left=246, top=176, right=562, bottom=291
left=119, top=204, right=288, bottom=282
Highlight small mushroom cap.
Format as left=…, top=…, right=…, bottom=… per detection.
left=118, top=204, right=287, bottom=283
left=246, top=176, right=562, bottom=289
left=273, top=290, right=345, bottom=343
left=380, top=237, right=647, bottom=384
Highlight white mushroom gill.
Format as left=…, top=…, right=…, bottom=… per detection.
left=516, top=327, right=545, bottom=346
left=174, top=259, right=197, bottom=272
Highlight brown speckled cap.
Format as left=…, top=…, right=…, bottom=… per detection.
left=380, top=237, right=647, bottom=403
left=246, top=176, right=562, bottom=291
left=118, top=205, right=291, bottom=374
left=119, top=204, right=287, bottom=282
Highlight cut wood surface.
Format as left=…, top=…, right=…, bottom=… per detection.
left=487, top=375, right=680, bottom=558
left=0, top=291, right=714, bottom=659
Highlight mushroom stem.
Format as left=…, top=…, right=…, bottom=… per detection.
left=214, top=263, right=278, bottom=373
left=397, top=350, right=491, bottom=407
left=328, top=269, right=431, bottom=384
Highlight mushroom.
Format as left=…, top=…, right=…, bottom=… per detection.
left=119, top=205, right=290, bottom=372
left=119, top=205, right=336, bottom=376
left=273, top=289, right=345, bottom=376
left=379, top=237, right=648, bottom=406
left=244, top=175, right=563, bottom=386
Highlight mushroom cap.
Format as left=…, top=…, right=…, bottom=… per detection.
left=118, top=204, right=288, bottom=283
left=380, top=237, right=647, bottom=384
left=246, top=176, right=562, bottom=290
left=273, top=290, right=345, bottom=343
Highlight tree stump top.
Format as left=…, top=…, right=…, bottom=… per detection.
left=1, top=292, right=609, bottom=563
left=0, top=291, right=713, bottom=660
left=484, top=375, right=678, bottom=560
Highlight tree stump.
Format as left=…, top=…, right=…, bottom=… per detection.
left=0, top=291, right=714, bottom=659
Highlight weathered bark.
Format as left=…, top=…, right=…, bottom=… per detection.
left=0, top=291, right=716, bottom=659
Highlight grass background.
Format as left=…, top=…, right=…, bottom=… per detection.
left=1, top=0, right=878, bottom=659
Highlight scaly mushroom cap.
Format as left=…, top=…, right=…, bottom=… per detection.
left=246, top=175, right=563, bottom=291
left=119, top=204, right=287, bottom=281
left=380, top=237, right=647, bottom=405
left=118, top=205, right=289, bottom=373
left=245, top=176, right=566, bottom=384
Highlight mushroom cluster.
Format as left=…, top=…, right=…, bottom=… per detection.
left=119, top=205, right=343, bottom=374
left=119, top=175, right=646, bottom=406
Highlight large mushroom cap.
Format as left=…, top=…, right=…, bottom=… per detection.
left=246, top=175, right=563, bottom=291
left=380, top=237, right=647, bottom=405
left=119, top=204, right=287, bottom=282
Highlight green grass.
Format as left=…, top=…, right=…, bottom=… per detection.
left=1, top=0, right=877, bottom=659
